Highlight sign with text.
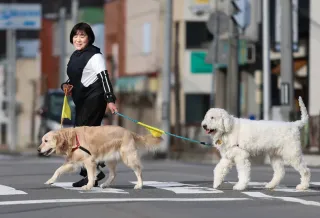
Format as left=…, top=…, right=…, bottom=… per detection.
left=0, top=4, right=41, bottom=30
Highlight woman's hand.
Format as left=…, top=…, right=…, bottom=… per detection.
left=107, top=102, right=118, bottom=114
left=63, top=84, right=73, bottom=96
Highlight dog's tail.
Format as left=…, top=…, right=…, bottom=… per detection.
left=294, top=96, right=309, bottom=128
left=131, top=132, right=164, bottom=151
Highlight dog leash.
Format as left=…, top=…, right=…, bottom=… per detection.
left=115, top=112, right=213, bottom=147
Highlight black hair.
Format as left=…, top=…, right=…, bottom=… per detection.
left=69, top=22, right=95, bottom=45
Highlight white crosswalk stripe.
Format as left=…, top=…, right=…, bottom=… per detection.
left=51, top=182, right=129, bottom=194
left=228, top=181, right=320, bottom=193
left=0, top=184, right=27, bottom=195
left=130, top=181, right=223, bottom=194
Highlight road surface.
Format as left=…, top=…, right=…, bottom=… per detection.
left=1, top=154, right=320, bottom=218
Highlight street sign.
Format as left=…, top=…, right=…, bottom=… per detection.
left=206, top=11, right=229, bottom=35
left=280, top=82, right=290, bottom=105
left=0, top=4, right=41, bottom=30
left=231, top=0, right=251, bottom=34
left=205, top=39, right=248, bottom=65
left=188, top=0, right=211, bottom=16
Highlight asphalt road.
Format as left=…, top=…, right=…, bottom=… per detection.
left=1, top=154, right=320, bottom=218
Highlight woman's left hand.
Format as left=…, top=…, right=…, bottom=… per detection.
left=107, top=102, right=118, bottom=114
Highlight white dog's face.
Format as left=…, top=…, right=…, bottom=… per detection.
left=201, top=108, right=234, bottom=138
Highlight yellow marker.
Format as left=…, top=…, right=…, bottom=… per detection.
left=137, top=122, right=165, bottom=137
left=60, top=93, right=72, bottom=128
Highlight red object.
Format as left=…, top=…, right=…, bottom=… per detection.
left=71, top=134, right=81, bottom=152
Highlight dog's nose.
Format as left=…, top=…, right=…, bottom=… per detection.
left=202, top=124, right=207, bottom=129
left=37, top=147, right=41, bottom=153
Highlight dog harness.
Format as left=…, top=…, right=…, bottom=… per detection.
left=71, top=134, right=92, bottom=155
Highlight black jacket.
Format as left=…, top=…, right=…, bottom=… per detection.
left=60, top=45, right=116, bottom=106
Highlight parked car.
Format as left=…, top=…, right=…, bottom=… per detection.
left=36, top=89, right=76, bottom=145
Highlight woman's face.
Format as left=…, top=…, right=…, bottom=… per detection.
left=73, top=30, right=89, bottom=50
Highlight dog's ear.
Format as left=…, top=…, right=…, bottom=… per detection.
left=55, top=129, right=76, bottom=155
left=223, top=114, right=233, bottom=132
left=55, top=132, right=66, bottom=155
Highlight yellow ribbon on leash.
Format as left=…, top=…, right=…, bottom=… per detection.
left=60, top=89, right=72, bottom=129
left=137, top=122, right=165, bottom=137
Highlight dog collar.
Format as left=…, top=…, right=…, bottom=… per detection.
left=71, top=134, right=91, bottom=155
left=215, top=139, right=222, bottom=146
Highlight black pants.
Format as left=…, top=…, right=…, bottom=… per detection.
left=74, top=93, right=107, bottom=177
left=75, top=94, right=106, bottom=127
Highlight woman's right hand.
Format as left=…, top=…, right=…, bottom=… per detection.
left=63, top=84, right=73, bottom=96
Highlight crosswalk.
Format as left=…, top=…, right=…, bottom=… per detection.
left=1, top=181, right=320, bottom=207
left=1, top=181, right=320, bottom=196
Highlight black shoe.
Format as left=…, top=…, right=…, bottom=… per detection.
left=79, top=168, right=87, bottom=177
left=72, top=171, right=105, bottom=187
left=99, top=162, right=106, bottom=168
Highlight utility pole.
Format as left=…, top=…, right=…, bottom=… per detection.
left=160, top=0, right=173, bottom=157
left=59, top=7, right=66, bottom=85
left=262, top=0, right=271, bottom=120
left=211, top=0, right=222, bottom=108
left=71, top=0, right=79, bottom=25
left=173, top=22, right=181, bottom=152
left=280, top=0, right=294, bottom=121
left=227, top=0, right=240, bottom=117
left=6, top=29, right=17, bottom=151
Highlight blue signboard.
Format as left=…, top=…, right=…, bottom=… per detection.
left=0, top=4, right=41, bottom=30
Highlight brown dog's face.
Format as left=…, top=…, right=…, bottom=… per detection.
left=37, top=129, right=76, bottom=156
left=37, top=131, right=59, bottom=156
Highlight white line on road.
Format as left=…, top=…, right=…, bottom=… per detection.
left=311, top=182, right=320, bottom=186
left=51, top=182, right=129, bottom=194
left=242, top=192, right=320, bottom=207
left=228, top=181, right=320, bottom=193
left=130, top=181, right=223, bottom=194
left=0, top=197, right=250, bottom=206
left=0, top=185, right=27, bottom=195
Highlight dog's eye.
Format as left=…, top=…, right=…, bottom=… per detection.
left=211, top=117, right=214, bottom=119
left=45, top=140, right=48, bottom=143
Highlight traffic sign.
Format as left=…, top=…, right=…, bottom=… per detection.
left=0, top=4, right=41, bottom=30
left=206, top=11, right=229, bottom=35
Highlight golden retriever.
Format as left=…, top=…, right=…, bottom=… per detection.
left=37, top=125, right=163, bottom=190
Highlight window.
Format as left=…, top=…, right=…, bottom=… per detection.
left=143, top=22, right=151, bottom=54
left=185, top=94, right=210, bottom=124
left=185, top=21, right=213, bottom=49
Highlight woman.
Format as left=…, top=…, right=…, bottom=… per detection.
left=61, top=22, right=118, bottom=188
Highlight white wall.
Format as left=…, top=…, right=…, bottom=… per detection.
left=16, top=58, right=41, bottom=148
left=125, top=0, right=162, bottom=74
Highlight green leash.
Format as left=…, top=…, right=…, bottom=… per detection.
left=115, top=112, right=213, bottom=147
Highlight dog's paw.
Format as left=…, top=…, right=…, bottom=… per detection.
left=81, top=185, right=93, bottom=190
left=44, top=179, right=55, bottom=185
left=100, top=183, right=110, bottom=189
left=296, top=184, right=309, bottom=191
left=213, top=183, right=221, bottom=189
left=232, top=183, right=247, bottom=191
left=134, top=184, right=142, bottom=190
left=265, top=182, right=276, bottom=189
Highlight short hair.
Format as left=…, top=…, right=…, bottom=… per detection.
left=69, top=22, right=95, bottom=45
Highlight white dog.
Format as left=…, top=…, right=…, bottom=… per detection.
left=201, top=96, right=310, bottom=191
